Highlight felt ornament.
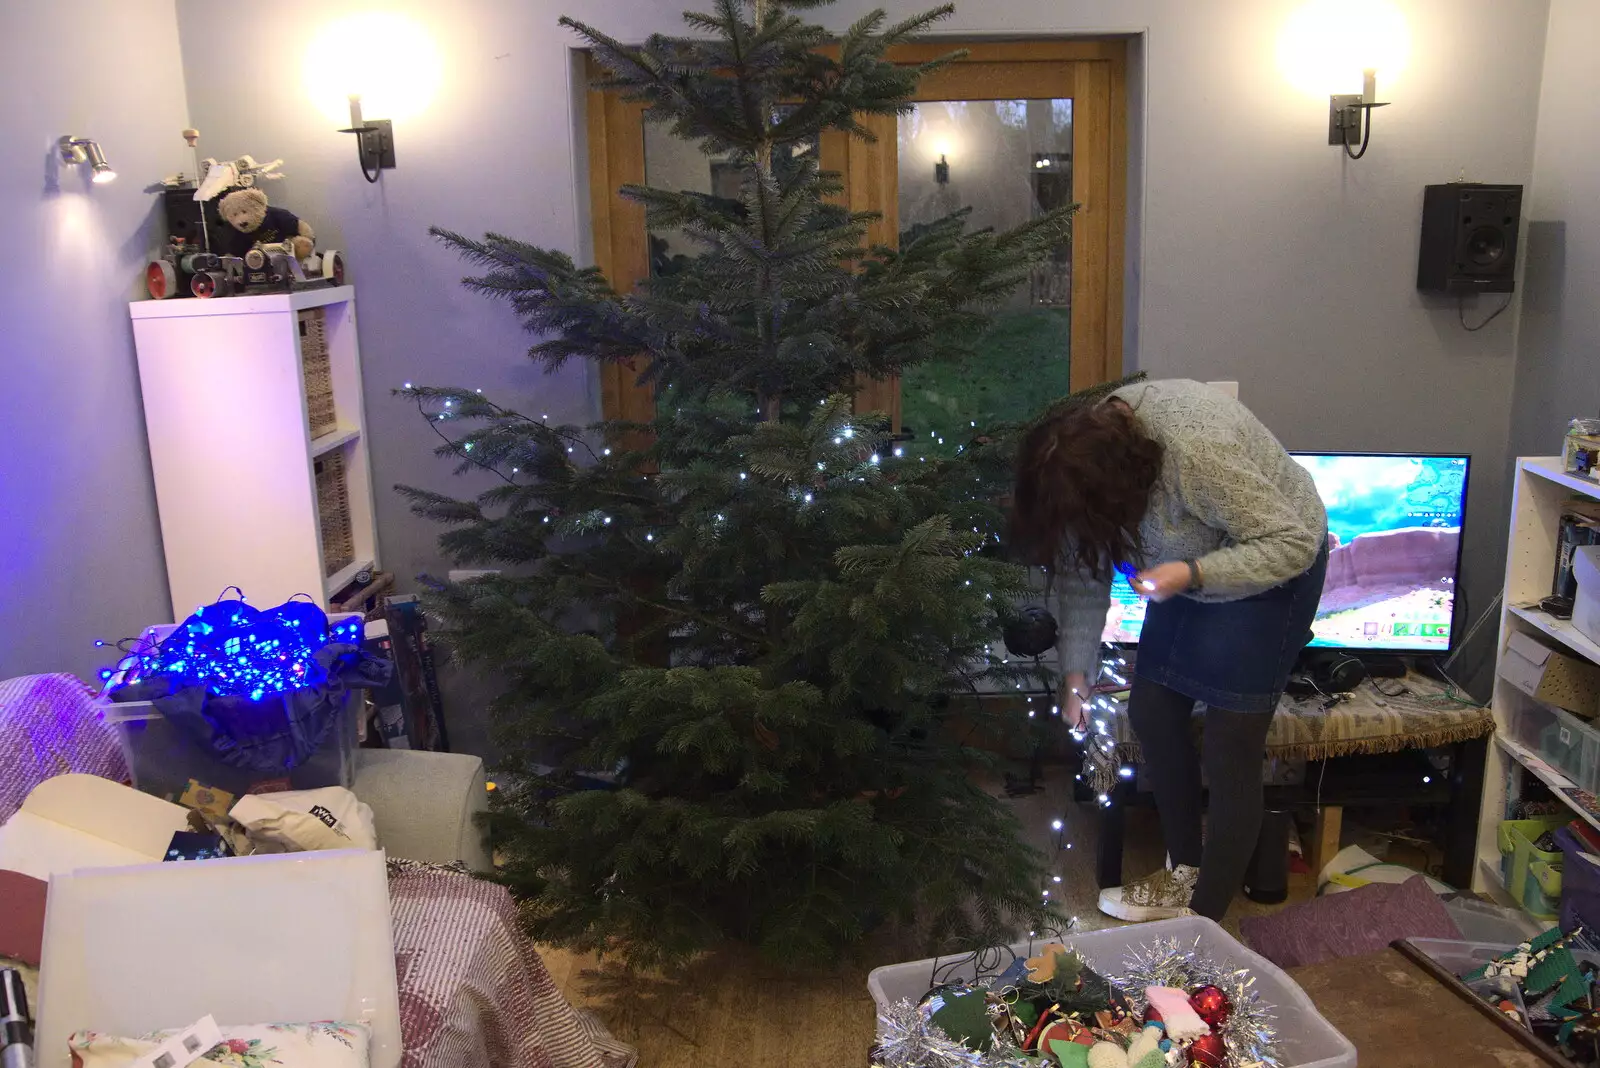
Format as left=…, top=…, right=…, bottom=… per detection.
left=1126, top=1024, right=1164, bottom=1066
left=1037, top=1018, right=1095, bottom=1052
left=1027, top=944, right=1072, bottom=982
left=1049, top=1038, right=1092, bottom=1068
left=1086, top=1041, right=1130, bottom=1068
left=1143, top=987, right=1210, bottom=1041
left=927, top=987, right=995, bottom=1051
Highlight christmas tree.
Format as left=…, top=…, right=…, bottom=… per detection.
left=401, top=0, right=1077, bottom=966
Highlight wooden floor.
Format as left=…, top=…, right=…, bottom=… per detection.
left=539, top=768, right=1319, bottom=1068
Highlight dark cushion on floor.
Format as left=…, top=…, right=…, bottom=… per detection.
left=1239, top=875, right=1462, bottom=969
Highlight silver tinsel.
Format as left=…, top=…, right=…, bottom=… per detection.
left=871, top=1000, right=1036, bottom=1068
left=1113, top=936, right=1282, bottom=1068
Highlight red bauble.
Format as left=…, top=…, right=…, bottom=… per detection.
left=1144, top=1004, right=1164, bottom=1026
left=1187, top=1032, right=1227, bottom=1067
left=1188, top=985, right=1232, bottom=1028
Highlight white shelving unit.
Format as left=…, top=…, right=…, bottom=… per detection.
left=129, top=286, right=378, bottom=619
left=1475, top=457, right=1600, bottom=905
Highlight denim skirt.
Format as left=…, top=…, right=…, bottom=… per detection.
left=1135, top=538, right=1330, bottom=713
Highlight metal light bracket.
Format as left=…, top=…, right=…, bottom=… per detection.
left=337, top=119, right=396, bottom=177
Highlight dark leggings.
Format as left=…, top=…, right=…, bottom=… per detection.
left=1126, top=675, right=1275, bottom=920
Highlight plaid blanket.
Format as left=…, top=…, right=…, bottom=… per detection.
left=0, top=673, right=129, bottom=823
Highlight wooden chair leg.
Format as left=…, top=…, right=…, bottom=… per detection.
left=1311, top=804, right=1343, bottom=879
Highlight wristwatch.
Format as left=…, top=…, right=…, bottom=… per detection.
left=1185, top=559, right=1203, bottom=591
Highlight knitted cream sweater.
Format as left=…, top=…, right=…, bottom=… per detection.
left=1048, top=379, right=1327, bottom=677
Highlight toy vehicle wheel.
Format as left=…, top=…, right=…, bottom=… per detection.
left=190, top=270, right=227, bottom=298
left=146, top=260, right=178, bottom=300
left=322, top=250, right=346, bottom=286
left=355, top=567, right=374, bottom=586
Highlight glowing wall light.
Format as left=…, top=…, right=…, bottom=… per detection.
left=1278, top=0, right=1409, bottom=160
left=302, top=12, right=442, bottom=181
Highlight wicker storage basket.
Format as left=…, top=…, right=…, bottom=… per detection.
left=315, top=449, right=355, bottom=577
left=299, top=308, right=337, bottom=438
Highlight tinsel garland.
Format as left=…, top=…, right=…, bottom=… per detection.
left=871, top=938, right=1283, bottom=1068
left=1113, top=937, right=1282, bottom=1068
left=872, top=1000, right=1036, bottom=1068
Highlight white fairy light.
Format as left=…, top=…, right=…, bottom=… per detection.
left=1051, top=819, right=1063, bottom=831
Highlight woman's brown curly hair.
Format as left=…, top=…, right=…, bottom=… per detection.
left=1009, top=399, right=1166, bottom=580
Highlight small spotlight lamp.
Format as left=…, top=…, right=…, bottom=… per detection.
left=58, top=136, right=116, bottom=183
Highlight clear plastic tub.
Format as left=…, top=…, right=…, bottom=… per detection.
left=1443, top=896, right=1543, bottom=944
left=866, top=915, right=1355, bottom=1068
left=1540, top=707, right=1600, bottom=794
left=100, top=697, right=358, bottom=801
left=98, top=613, right=363, bottom=802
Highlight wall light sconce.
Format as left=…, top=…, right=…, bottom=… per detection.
left=337, top=95, right=396, bottom=183
left=934, top=153, right=950, bottom=185
left=1328, top=69, right=1389, bottom=159
left=58, top=136, right=116, bottom=183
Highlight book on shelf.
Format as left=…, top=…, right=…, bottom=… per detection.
left=382, top=596, right=449, bottom=752
left=1553, top=512, right=1600, bottom=601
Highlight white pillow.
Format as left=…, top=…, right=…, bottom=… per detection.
left=229, top=787, right=378, bottom=853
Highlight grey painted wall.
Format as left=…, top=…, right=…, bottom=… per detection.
left=1511, top=0, right=1600, bottom=461
left=0, top=0, right=190, bottom=681
left=166, top=0, right=1553, bottom=739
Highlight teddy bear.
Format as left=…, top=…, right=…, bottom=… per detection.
left=214, top=187, right=314, bottom=260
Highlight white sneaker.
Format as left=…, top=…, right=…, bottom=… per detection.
left=1098, top=864, right=1200, bottom=921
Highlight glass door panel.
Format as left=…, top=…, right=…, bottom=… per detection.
left=897, top=99, right=1073, bottom=458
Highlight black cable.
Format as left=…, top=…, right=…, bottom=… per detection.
left=1458, top=294, right=1513, bottom=332
left=1343, top=107, right=1376, bottom=160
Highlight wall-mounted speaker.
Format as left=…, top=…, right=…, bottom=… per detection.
left=1417, top=183, right=1523, bottom=294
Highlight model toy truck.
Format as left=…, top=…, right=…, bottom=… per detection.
left=144, top=148, right=346, bottom=300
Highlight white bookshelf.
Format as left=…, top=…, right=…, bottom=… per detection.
left=129, top=286, right=378, bottom=619
left=1475, top=457, right=1600, bottom=904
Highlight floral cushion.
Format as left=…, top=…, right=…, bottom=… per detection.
left=69, top=1021, right=369, bottom=1068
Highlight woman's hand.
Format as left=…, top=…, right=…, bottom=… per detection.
left=1059, top=672, right=1088, bottom=731
left=1133, top=561, right=1193, bottom=603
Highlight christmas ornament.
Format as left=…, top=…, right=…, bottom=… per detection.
left=1115, top=938, right=1281, bottom=1068
left=1003, top=605, right=1058, bottom=658
left=1184, top=1033, right=1225, bottom=1067
left=1187, top=985, right=1231, bottom=1029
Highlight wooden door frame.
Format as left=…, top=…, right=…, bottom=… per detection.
left=584, top=39, right=1128, bottom=424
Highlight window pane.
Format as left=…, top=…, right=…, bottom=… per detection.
left=897, top=99, right=1073, bottom=457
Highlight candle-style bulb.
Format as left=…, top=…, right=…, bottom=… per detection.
left=1362, top=69, right=1377, bottom=105
left=348, top=94, right=364, bottom=128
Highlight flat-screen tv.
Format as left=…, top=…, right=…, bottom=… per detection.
left=1100, top=453, right=1470, bottom=654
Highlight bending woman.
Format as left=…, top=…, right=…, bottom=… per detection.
left=1010, top=379, right=1328, bottom=922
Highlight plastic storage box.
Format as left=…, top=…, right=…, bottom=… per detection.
left=1557, top=825, right=1600, bottom=933
left=1527, top=858, right=1564, bottom=921
left=866, top=915, right=1355, bottom=1068
left=1442, top=896, right=1543, bottom=944
left=1499, top=816, right=1567, bottom=895
left=98, top=613, right=364, bottom=802
left=1539, top=706, right=1600, bottom=795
